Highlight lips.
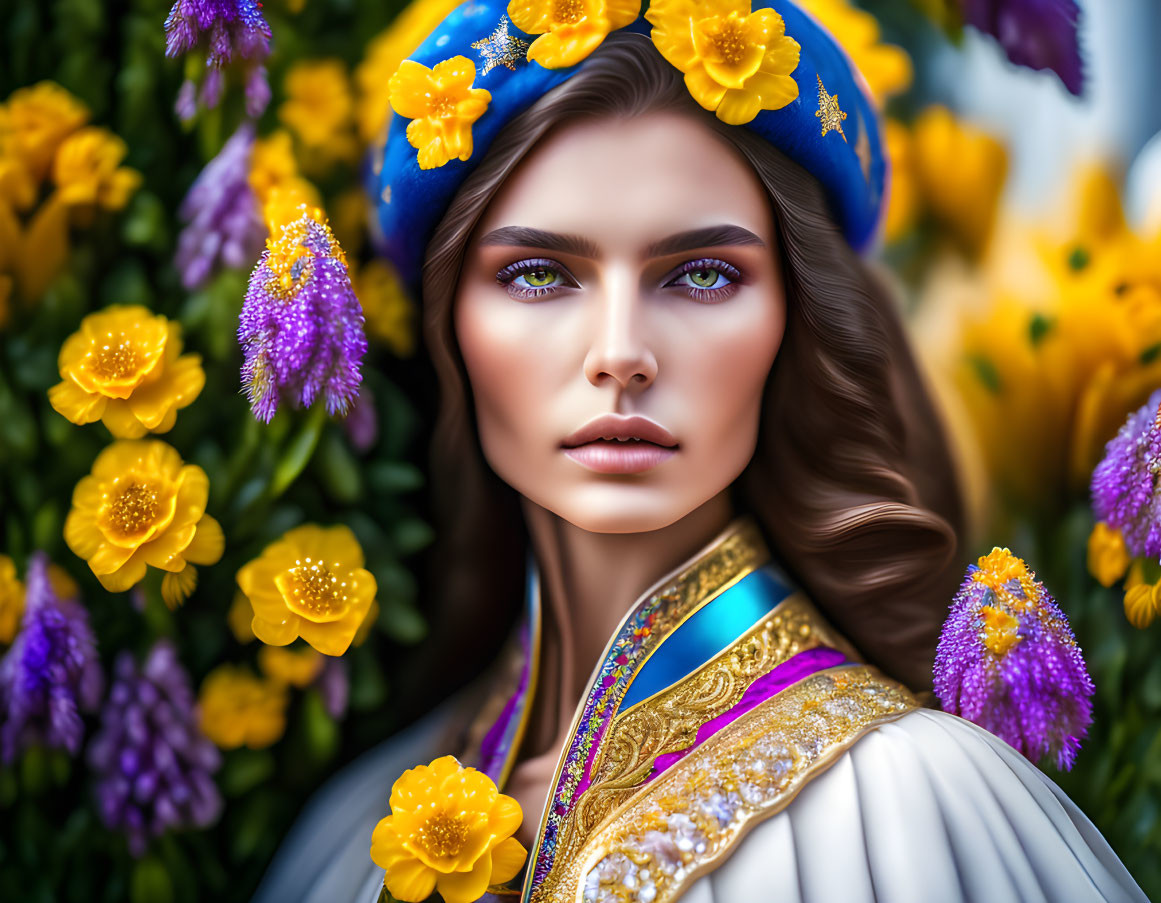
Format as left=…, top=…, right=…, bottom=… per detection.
left=560, top=414, right=678, bottom=449
left=561, top=415, right=678, bottom=474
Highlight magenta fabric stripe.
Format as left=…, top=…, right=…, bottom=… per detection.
left=645, top=646, right=848, bottom=782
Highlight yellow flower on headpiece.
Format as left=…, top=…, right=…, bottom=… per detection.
left=370, top=755, right=527, bottom=903
left=63, top=439, right=223, bottom=593
left=49, top=305, right=205, bottom=438
left=236, top=524, right=377, bottom=656
left=507, top=0, right=638, bottom=69
left=389, top=56, right=491, bottom=170
left=646, top=0, right=801, bottom=126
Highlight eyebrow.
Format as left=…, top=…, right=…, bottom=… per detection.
left=476, top=224, right=765, bottom=259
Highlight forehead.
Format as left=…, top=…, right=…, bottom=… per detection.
left=473, top=111, right=774, bottom=251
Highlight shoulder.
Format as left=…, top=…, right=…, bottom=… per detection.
left=690, top=709, right=1147, bottom=903
left=250, top=685, right=481, bottom=903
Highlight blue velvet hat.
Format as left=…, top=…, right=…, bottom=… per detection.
left=372, top=0, right=887, bottom=291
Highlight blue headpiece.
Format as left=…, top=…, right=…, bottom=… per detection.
left=372, top=0, right=886, bottom=291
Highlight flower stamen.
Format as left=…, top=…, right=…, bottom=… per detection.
left=416, top=811, right=471, bottom=859
left=284, top=557, right=351, bottom=621
left=106, top=481, right=161, bottom=537
left=91, top=337, right=142, bottom=380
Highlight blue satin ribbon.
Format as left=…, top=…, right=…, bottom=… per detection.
left=619, top=565, right=794, bottom=712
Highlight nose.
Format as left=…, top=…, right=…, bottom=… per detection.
left=583, top=270, right=658, bottom=390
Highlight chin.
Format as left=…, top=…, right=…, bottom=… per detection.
left=535, top=483, right=708, bottom=535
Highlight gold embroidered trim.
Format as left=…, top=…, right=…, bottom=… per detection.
left=534, top=665, right=917, bottom=903
left=552, top=594, right=857, bottom=881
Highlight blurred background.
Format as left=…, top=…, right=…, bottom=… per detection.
left=1, top=0, right=1160, bottom=900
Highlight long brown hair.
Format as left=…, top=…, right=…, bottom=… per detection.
left=407, top=31, right=963, bottom=702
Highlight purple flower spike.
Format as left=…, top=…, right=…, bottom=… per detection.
left=238, top=213, right=367, bottom=423
left=934, top=548, right=1093, bottom=770
left=0, top=553, right=102, bottom=764
left=1091, top=388, right=1161, bottom=560
left=959, top=0, right=1084, bottom=96
left=88, top=640, right=222, bottom=858
left=164, top=0, right=272, bottom=120
left=176, top=122, right=265, bottom=291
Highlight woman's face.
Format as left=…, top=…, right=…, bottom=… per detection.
left=454, top=110, right=786, bottom=534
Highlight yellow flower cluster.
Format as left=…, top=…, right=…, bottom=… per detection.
left=249, top=130, right=323, bottom=235
left=0, top=82, right=141, bottom=313
left=508, top=0, right=638, bottom=69
left=797, top=0, right=911, bottom=107
left=49, top=305, right=205, bottom=438
left=371, top=755, right=527, bottom=903
left=646, top=0, right=801, bottom=126
left=886, top=106, right=1009, bottom=253
left=236, top=524, right=377, bottom=656
left=915, top=163, right=1161, bottom=530
left=1087, top=522, right=1160, bottom=629
left=279, top=60, right=361, bottom=172
left=198, top=664, right=289, bottom=749
left=64, top=440, right=223, bottom=593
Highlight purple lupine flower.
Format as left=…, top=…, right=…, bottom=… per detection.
left=1091, top=388, right=1161, bottom=560
left=934, top=548, right=1093, bottom=770
left=88, top=640, right=222, bottom=857
left=238, top=214, right=367, bottom=423
left=959, top=0, right=1083, bottom=96
left=164, top=0, right=272, bottom=120
left=175, top=122, right=265, bottom=291
left=0, top=553, right=102, bottom=763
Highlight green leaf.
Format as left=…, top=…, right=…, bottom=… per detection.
left=390, top=517, right=434, bottom=557
left=378, top=597, right=427, bottom=645
left=130, top=857, right=174, bottom=903
left=301, top=688, right=339, bottom=765
left=270, top=405, right=327, bottom=498
left=219, top=749, right=276, bottom=797
left=317, top=428, right=363, bottom=504
left=368, top=461, right=424, bottom=494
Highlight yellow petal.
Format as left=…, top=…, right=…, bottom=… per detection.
left=161, top=564, right=198, bottom=610
left=88, top=539, right=139, bottom=576
left=100, top=399, right=148, bottom=438
left=63, top=508, right=102, bottom=560
left=746, top=70, right=800, bottom=110
left=141, top=523, right=196, bottom=570
left=1124, top=583, right=1159, bottom=630
left=758, top=35, right=801, bottom=77
left=488, top=794, right=523, bottom=839
left=14, top=193, right=69, bottom=303
left=94, top=553, right=148, bottom=592
left=506, top=0, right=550, bottom=35
left=185, top=515, right=225, bottom=565
left=435, top=851, right=491, bottom=903
left=49, top=378, right=107, bottom=424
left=389, top=61, right=440, bottom=120
left=172, top=465, right=210, bottom=527
left=252, top=613, right=301, bottom=646
left=430, top=56, right=478, bottom=94
left=683, top=67, right=728, bottom=112
left=605, top=0, right=641, bottom=29
left=384, top=857, right=438, bottom=903
left=488, top=836, right=527, bottom=885
left=715, top=87, right=762, bottom=125
left=526, top=27, right=606, bottom=70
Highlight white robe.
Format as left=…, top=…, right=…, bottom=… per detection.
left=250, top=697, right=1147, bottom=903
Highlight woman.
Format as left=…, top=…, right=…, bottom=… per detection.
left=253, top=2, right=1147, bottom=901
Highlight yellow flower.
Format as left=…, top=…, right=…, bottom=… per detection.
left=0, top=81, right=89, bottom=183
left=52, top=126, right=142, bottom=214
left=262, top=179, right=324, bottom=235
left=883, top=118, right=917, bottom=243
left=646, top=0, right=801, bottom=126
left=0, top=155, right=36, bottom=212
left=0, top=555, right=25, bottom=645
left=236, top=524, right=377, bottom=656
left=912, top=106, right=1008, bottom=256
left=388, top=57, right=492, bottom=170
left=353, top=259, right=416, bottom=357
left=63, top=439, right=224, bottom=592
left=1087, top=522, right=1130, bottom=588
left=249, top=130, right=299, bottom=205
left=1123, top=560, right=1161, bottom=630
left=48, top=305, right=205, bottom=438
left=228, top=591, right=257, bottom=644
left=354, top=597, right=379, bottom=647
left=370, top=755, right=527, bottom=903
left=796, top=0, right=911, bottom=106
left=161, top=563, right=200, bottom=610
left=355, top=0, right=465, bottom=143
left=198, top=664, right=289, bottom=749
left=279, top=60, right=360, bottom=170
left=258, top=644, right=325, bottom=688
left=508, top=0, right=638, bottom=69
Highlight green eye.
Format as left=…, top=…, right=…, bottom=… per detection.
left=688, top=268, right=719, bottom=288
left=521, top=267, right=557, bottom=287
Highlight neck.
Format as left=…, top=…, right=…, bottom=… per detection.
left=520, top=492, right=735, bottom=749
